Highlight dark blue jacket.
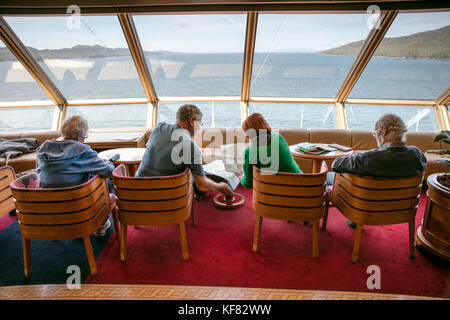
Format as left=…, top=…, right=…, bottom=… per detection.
left=332, top=142, right=427, bottom=177
left=36, top=139, right=114, bottom=188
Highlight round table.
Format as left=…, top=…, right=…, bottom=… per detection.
left=98, top=148, right=146, bottom=177
left=289, top=144, right=353, bottom=173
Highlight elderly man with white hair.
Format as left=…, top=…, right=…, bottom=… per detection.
left=36, top=115, right=115, bottom=237
left=332, top=113, right=426, bottom=177
left=330, top=113, right=427, bottom=228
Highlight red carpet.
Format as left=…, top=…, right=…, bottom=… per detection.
left=0, top=214, right=16, bottom=233
left=86, top=187, right=449, bottom=297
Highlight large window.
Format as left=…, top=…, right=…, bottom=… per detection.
left=349, top=12, right=450, bottom=100
left=250, top=14, right=371, bottom=98
left=158, top=102, right=241, bottom=128
left=346, top=105, right=439, bottom=132
left=0, top=11, right=449, bottom=134
left=5, top=16, right=145, bottom=100
left=66, top=104, right=147, bottom=129
left=0, top=107, right=54, bottom=132
left=133, top=14, right=246, bottom=97
left=0, top=42, right=49, bottom=102
left=249, top=103, right=336, bottom=128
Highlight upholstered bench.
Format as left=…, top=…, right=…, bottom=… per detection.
left=0, top=131, right=61, bottom=174
left=179, top=128, right=449, bottom=178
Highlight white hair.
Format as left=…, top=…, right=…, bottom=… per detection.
left=60, top=115, right=89, bottom=140
left=376, top=114, right=407, bottom=142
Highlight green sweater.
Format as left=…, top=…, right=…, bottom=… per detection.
left=240, top=133, right=302, bottom=188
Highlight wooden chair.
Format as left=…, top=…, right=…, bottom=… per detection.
left=0, top=166, right=15, bottom=217
left=9, top=173, right=119, bottom=277
left=323, top=172, right=424, bottom=263
left=112, top=164, right=194, bottom=262
left=252, top=162, right=328, bottom=258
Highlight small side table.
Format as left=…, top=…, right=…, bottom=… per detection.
left=289, top=144, right=353, bottom=173
left=98, top=148, right=146, bottom=177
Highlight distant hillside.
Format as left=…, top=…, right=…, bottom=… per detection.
left=0, top=44, right=172, bottom=61
left=320, top=25, right=450, bottom=59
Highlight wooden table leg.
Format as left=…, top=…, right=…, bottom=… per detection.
left=312, top=159, right=322, bottom=174
left=126, top=164, right=138, bottom=177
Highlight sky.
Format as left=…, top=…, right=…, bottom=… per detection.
left=3, top=11, right=450, bottom=53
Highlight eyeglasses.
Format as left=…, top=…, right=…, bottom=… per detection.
left=372, top=127, right=382, bottom=137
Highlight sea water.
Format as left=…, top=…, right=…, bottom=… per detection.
left=0, top=52, right=448, bottom=132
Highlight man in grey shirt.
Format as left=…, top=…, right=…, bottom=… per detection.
left=136, top=104, right=233, bottom=199
left=330, top=113, right=427, bottom=228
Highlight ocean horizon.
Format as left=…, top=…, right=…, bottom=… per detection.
left=0, top=52, right=448, bottom=132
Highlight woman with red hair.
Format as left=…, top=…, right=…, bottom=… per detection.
left=239, top=113, right=302, bottom=188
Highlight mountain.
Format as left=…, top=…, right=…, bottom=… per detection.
left=320, top=25, right=450, bottom=59
left=0, top=44, right=172, bottom=61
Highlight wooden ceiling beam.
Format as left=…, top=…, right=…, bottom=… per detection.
left=335, top=10, right=398, bottom=103
left=118, top=13, right=157, bottom=103
left=0, top=16, right=66, bottom=106
left=0, top=1, right=447, bottom=14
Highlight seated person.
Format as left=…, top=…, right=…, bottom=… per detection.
left=330, top=113, right=427, bottom=228
left=240, top=113, right=303, bottom=189
left=136, top=104, right=233, bottom=199
left=36, top=115, right=115, bottom=237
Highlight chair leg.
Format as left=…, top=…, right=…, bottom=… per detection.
left=322, top=200, right=329, bottom=231
left=312, top=219, right=320, bottom=258
left=253, top=216, right=263, bottom=253
left=120, top=223, right=127, bottom=262
left=112, top=206, right=120, bottom=239
left=22, top=236, right=31, bottom=278
left=352, top=224, right=363, bottom=263
left=178, top=222, right=190, bottom=260
left=82, top=236, right=97, bottom=276
left=191, top=193, right=195, bottom=226
left=409, top=219, right=415, bottom=258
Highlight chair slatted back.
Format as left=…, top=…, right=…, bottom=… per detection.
left=0, top=166, right=15, bottom=215
left=332, top=173, right=424, bottom=225
left=10, top=173, right=112, bottom=240
left=253, top=162, right=328, bottom=221
left=112, top=164, right=193, bottom=226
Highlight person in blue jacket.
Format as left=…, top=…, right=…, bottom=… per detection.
left=36, top=115, right=115, bottom=237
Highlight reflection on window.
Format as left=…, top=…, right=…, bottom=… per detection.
left=5, top=16, right=145, bottom=99
left=349, top=12, right=450, bottom=100
left=346, top=105, right=438, bottom=132
left=67, top=104, right=147, bottom=129
left=158, top=102, right=241, bottom=128
left=0, top=107, right=54, bottom=132
left=249, top=104, right=336, bottom=128
left=251, top=14, right=371, bottom=98
left=133, top=14, right=246, bottom=96
left=0, top=42, right=49, bottom=102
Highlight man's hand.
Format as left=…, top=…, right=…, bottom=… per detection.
left=218, top=182, right=233, bottom=196
left=234, top=170, right=243, bottom=179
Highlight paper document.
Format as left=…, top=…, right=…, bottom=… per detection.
left=204, top=160, right=240, bottom=190
left=113, top=136, right=141, bottom=141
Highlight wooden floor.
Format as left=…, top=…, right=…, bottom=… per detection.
left=1, top=211, right=448, bottom=301
left=0, top=284, right=448, bottom=300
